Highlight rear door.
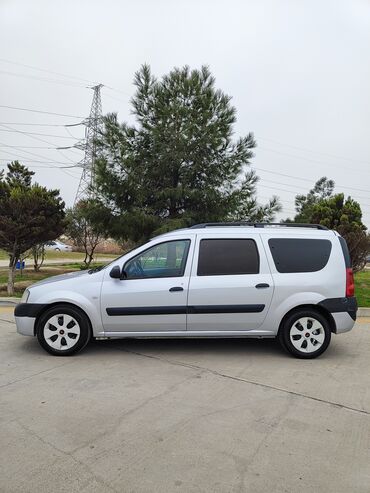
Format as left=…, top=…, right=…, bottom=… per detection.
left=187, top=234, right=274, bottom=331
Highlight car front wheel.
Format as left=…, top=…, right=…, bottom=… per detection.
left=36, top=305, right=91, bottom=356
left=278, top=310, right=331, bottom=359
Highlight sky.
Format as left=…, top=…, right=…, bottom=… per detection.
left=1, top=0, right=369, bottom=226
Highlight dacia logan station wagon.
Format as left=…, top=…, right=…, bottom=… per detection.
left=15, top=222, right=357, bottom=359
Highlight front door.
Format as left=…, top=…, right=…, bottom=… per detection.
left=101, top=238, right=193, bottom=333
left=187, top=235, right=274, bottom=331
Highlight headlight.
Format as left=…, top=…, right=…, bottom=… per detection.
left=20, top=289, right=30, bottom=303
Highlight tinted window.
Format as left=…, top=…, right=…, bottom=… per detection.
left=268, top=238, right=332, bottom=273
left=125, top=240, right=190, bottom=279
left=197, top=239, right=259, bottom=276
left=338, top=236, right=352, bottom=268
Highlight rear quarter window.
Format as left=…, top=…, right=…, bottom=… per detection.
left=338, top=236, right=352, bottom=268
left=268, top=238, right=332, bottom=273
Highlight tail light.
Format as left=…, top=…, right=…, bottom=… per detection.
left=346, top=268, right=355, bottom=297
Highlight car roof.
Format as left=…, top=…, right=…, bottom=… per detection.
left=153, top=225, right=337, bottom=240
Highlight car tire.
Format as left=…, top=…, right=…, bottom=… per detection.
left=55, top=248, right=60, bottom=252
left=36, top=304, right=91, bottom=356
left=278, top=309, right=331, bottom=359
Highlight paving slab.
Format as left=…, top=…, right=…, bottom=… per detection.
left=0, top=308, right=369, bottom=492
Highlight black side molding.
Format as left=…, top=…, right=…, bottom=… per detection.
left=106, top=306, right=187, bottom=316
left=14, top=303, right=48, bottom=318
left=318, top=297, right=357, bottom=321
left=188, top=304, right=265, bottom=314
left=106, top=304, right=265, bottom=316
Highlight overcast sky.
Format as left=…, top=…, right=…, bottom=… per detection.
left=1, top=0, right=369, bottom=226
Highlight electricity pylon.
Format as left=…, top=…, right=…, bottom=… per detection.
left=74, top=84, right=103, bottom=204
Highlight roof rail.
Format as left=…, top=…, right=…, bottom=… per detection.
left=189, top=222, right=329, bottom=230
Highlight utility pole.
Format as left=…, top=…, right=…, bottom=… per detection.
left=74, top=84, right=103, bottom=204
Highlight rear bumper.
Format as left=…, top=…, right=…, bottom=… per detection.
left=318, top=297, right=357, bottom=321
left=331, top=312, right=356, bottom=334
left=318, top=297, right=357, bottom=334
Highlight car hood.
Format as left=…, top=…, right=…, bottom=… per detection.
left=30, top=269, right=89, bottom=288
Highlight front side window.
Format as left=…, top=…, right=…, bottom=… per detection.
left=124, top=240, right=190, bottom=279
left=197, top=239, right=260, bottom=276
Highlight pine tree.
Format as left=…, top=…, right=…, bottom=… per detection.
left=95, top=65, right=280, bottom=242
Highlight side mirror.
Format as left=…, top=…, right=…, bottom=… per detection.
left=109, top=266, right=122, bottom=279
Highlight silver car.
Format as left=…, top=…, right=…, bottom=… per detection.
left=15, top=223, right=357, bottom=358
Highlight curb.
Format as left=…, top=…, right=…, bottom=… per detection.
left=0, top=298, right=19, bottom=307
left=0, top=298, right=369, bottom=318
left=357, top=307, right=370, bottom=318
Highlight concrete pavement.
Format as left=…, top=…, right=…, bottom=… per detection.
left=0, top=307, right=369, bottom=492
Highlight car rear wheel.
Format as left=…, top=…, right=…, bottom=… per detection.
left=36, top=305, right=91, bottom=356
left=278, top=310, right=331, bottom=359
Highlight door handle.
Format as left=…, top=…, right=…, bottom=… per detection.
left=169, top=286, right=184, bottom=292
left=255, top=283, right=270, bottom=289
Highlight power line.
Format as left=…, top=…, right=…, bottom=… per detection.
left=0, top=146, right=80, bottom=178
left=259, top=137, right=370, bottom=168
left=0, top=121, right=83, bottom=127
left=0, top=124, right=82, bottom=162
left=253, top=166, right=370, bottom=192
left=0, top=144, right=58, bottom=149
left=0, top=128, right=78, bottom=139
left=0, top=57, right=130, bottom=99
left=0, top=157, right=77, bottom=165
left=257, top=182, right=370, bottom=209
left=0, top=57, right=95, bottom=85
left=259, top=178, right=370, bottom=205
left=0, top=162, right=79, bottom=170
left=258, top=145, right=370, bottom=176
left=0, top=104, right=83, bottom=118
left=0, top=69, right=87, bottom=88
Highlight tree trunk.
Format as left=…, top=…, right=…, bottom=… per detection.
left=7, top=256, right=16, bottom=296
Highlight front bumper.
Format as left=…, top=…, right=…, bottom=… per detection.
left=14, top=303, right=48, bottom=336
left=15, top=316, right=36, bottom=336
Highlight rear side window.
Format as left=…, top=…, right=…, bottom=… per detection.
left=268, top=238, right=332, bottom=273
left=338, top=236, right=352, bottom=268
left=197, top=239, right=259, bottom=276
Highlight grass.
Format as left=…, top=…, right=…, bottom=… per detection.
left=0, top=249, right=116, bottom=261
left=354, top=270, right=370, bottom=307
left=0, top=265, right=82, bottom=297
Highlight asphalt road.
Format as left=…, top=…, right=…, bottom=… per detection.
left=1, top=307, right=369, bottom=493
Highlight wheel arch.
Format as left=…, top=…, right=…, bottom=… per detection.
left=34, top=302, right=93, bottom=337
left=278, top=304, right=336, bottom=336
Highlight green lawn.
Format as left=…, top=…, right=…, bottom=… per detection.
left=0, top=265, right=82, bottom=297
left=0, top=250, right=116, bottom=261
left=354, top=270, right=370, bottom=307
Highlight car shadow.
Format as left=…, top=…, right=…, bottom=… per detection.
left=87, top=336, right=285, bottom=358
left=16, top=333, right=348, bottom=360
